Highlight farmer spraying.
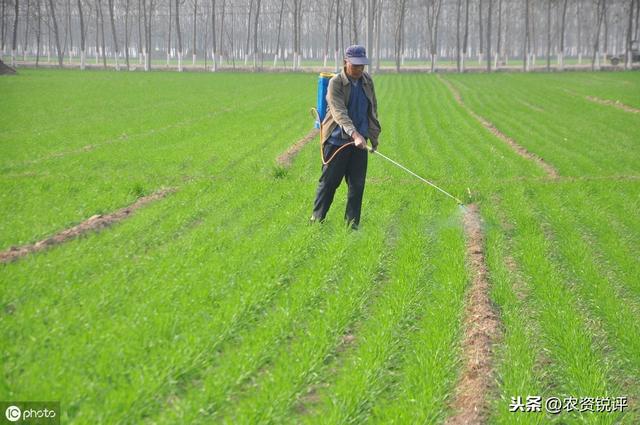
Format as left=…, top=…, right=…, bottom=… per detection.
left=310, top=45, right=382, bottom=230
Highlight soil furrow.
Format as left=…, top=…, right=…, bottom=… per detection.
left=438, top=75, right=559, bottom=179
left=0, top=188, right=175, bottom=263
left=276, top=128, right=319, bottom=167
left=585, top=96, right=640, bottom=114
left=445, top=203, right=501, bottom=425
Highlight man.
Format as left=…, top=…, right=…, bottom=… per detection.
left=310, top=45, right=382, bottom=230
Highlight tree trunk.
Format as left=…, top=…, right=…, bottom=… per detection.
left=486, top=0, right=492, bottom=71
left=546, top=0, right=551, bottom=71
left=96, top=2, right=100, bottom=64
left=145, top=0, right=153, bottom=70
left=98, top=0, right=106, bottom=68
left=273, top=0, right=284, bottom=67
left=218, top=0, right=224, bottom=64
left=108, top=0, right=120, bottom=70
left=192, top=0, right=197, bottom=65
left=78, top=0, right=85, bottom=69
left=252, top=0, right=260, bottom=69
left=323, top=0, right=334, bottom=68
left=47, top=0, right=62, bottom=66
left=36, top=0, right=41, bottom=65
left=463, top=0, right=469, bottom=70
left=456, top=0, right=462, bottom=71
left=11, top=0, right=18, bottom=66
left=1, top=0, right=6, bottom=53
left=334, top=0, right=340, bottom=70
left=374, top=0, right=381, bottom=72
left=244, top=0, right=252, bottom=65
left=351, top=0, right=357, bottom=44
left=175, top=0, right=182, bottom=70
left=211, top=0, right=217, bottom=72
left=577, top=0, right=582, bottom=64
left=602, top=0, right=609, bottom=62
left=626, top=0, right=635, bottom=68
left=394, top=0, right=406, bottom=72
left=426, top=0, right=442, bottom=73
left=366, top=0, right=373, bottom=71
left=124, top=0, right=129, bottom=68
left=524, top=0, right=529, bottom=71
left=559, top=0, right=567, bottom=69
left=23, top=0, right=30, bottom=60
left=494, top=0, right=502, bottom=68
left=167, top=0, right=171, bottom=66
left=478, top=0, right=483, bottom=64
left=66, top=0, right=71, bottom=62
left=592, top=0, right=605, bottom=70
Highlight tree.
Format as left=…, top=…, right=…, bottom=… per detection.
left=486, top=0, right=492, bottom=71
left=108, top=0, right=120, bottom=70
left=124, top=0, right=129, bottom=68
left=546, top=0, right=552, bottom=71
left=350, top=0, right=357, bottom=43
left=11, top=0, right=18, bottom=66
left=394, top=0, right=406, bottom=71
left=626, top=0, right=635, bottom=68
left=98, top=0, right=106, bottom=68
left=210, top=0, right=215, bottom=70
left=244, top=0, right=252, bottom=65
left=425, top=0, right=443, bottom=72
left=77, top=0, right=85, bottom=69
left=524, top=0, right=530, bottom=71
left=462, top=0, right=469, bottom=70
left=272, top=0, right=284, bottom=67
left=175, top=0, right=183, bottom=70
left=558, top=0, right=568, bottom=69
left=35, top=0, right=41, bottom=65
left=23, top=0, right=30, bottom=60
left=166, top=0, right=171, bottom=66
left=252, top=0, right=261, bottom=69
left=218, top=0, right=225, bottom=64
left=192, top=0, right=197, bottom=65
left=292, top=0, right=302, bottom=69
left=592, top=0, right=605, bottom=70
left=456, top=0, right=462, bottom=70
left=46, top=0, right=62, bottom=66
left=1, top=0, right=6, bottom=53
left=323, top=0, right=335, bottom=67
left=477, top=0, right=483, bottom=63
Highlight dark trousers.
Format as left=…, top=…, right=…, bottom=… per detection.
left=312, top=142, right=368, bottom=226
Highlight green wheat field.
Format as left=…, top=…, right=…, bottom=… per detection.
left=1, top=69, right=639, bottom=424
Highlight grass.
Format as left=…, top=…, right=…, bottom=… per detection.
left=1, top=69, right=639, bottom=423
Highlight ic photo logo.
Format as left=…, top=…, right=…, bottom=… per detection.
left=1, top=402, right=59, bottom=424
left=5, top=406, right=20, bottom=422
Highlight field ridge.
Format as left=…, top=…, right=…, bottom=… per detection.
left=0, top=187, right=175, bottom=263
left=276, top=128, right=320, bottom=167
left=445, top=203, right=501, bottom=425
left=438, top=75, right=559, bottom=179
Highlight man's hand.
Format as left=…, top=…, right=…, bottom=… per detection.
left=351, top=131, right=367, bottom=150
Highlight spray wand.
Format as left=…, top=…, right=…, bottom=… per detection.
left=366, top=146, right=465, bottom=206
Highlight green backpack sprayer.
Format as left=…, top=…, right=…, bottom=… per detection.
left=311, top=72, right=465, bottom=206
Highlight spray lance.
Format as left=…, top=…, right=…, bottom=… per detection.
left=311, top=73, right=464, bottom=207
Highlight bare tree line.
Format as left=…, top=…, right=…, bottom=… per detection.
left=1, top=0, right=639, bottom=72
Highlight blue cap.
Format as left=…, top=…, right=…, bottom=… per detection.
left=345, top=45, right=369, bottom=65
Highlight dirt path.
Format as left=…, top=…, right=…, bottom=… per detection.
left=276, top=129, right=319, bottom=167
left=585, top=96, right=640, bottom=114
left=0, top=188, right=175, bottom=263
left=438, top=75, right=559, bottom=179
left=445, top=203, right=501, bottom=425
